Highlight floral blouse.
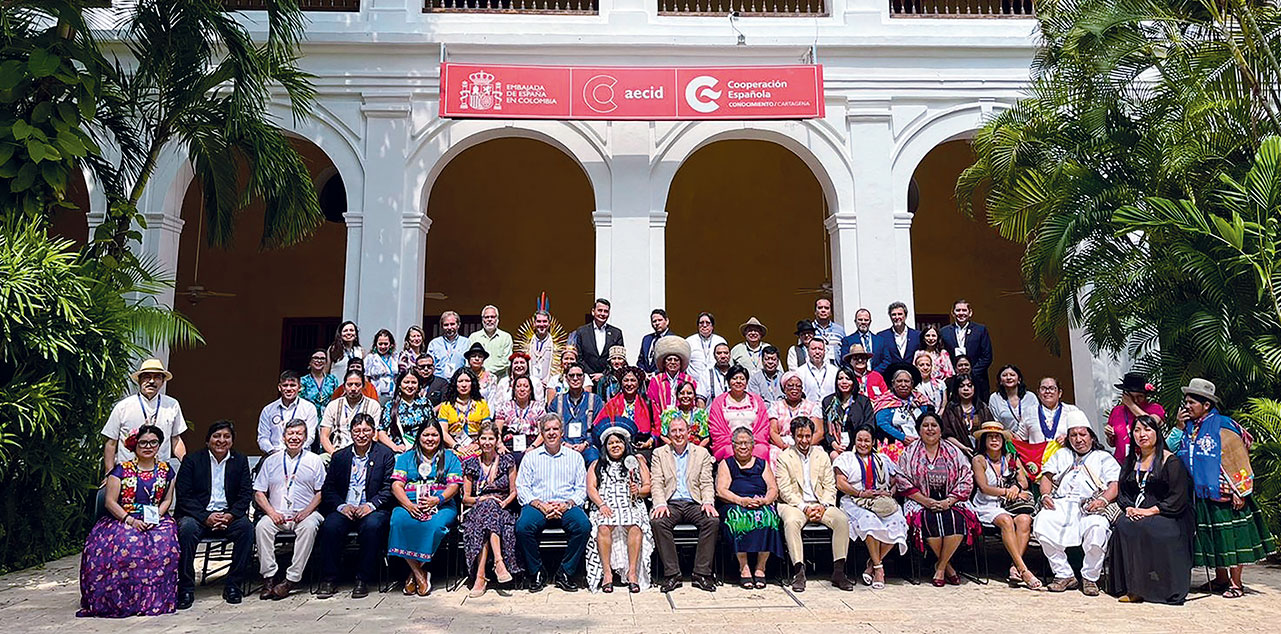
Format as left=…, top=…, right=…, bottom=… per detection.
left=381, top=397, right=433, bottom=449
left=300, top=373, right=339, bottom=416
left=660, top=406, right=710, bottom=440
left=111, top=461, right=174, bottom=517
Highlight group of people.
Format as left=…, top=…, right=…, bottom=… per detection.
left=78, top=297, right=1275, bottom=618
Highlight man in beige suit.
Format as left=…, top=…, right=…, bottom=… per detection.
left=773, top=416, right=854, bottom=592
left=650, top=415, right=718, bottom=593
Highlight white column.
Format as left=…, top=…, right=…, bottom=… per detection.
left=825, top=214, right=860, bottom=323
left=893, top=211, right=916, bottom=315
left=649, top=210, right=667, bottom=310
left=357, top=93, right=412, bottom=336
left=599, top=121, right=655, bottom=345
left=593, top=210, right=612, bottom=300
left=342, top=211, right=363, bottom=322
left=847, top=102, right=899, bottom=328
left=138, top=211, right=185, bottom=364
left=399, top=213, right=432, bottom=333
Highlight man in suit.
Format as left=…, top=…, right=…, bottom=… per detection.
left=650, top=415, right=718, bottom=593
left=939, top=298, right=994, bottom=398
left=871, top=301, right=919, bottom=373
left=838, top=307, right=875, bottom=360
left=573, top=297, right=624, bottom=382
left=773, top=417, right=853, bottom=592
left=175, top=420, right=255, bottom=608
left=636, top=308, right=673, bottom=374
left=315, top=413, right=396, bottom=599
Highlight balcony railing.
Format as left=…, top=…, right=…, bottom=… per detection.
left=222, top=0, right=361, bottom=10
left=424, top=0, right=599, bottom=14
left=658, top=0, right=827, bottom=15
left=890, top=0, right=1034, bottom=16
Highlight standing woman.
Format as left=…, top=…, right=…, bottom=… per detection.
left=940, top=374, right=990, bottom=455
left=1105, top=373, right=1166, bottom=463
left=387, top=421, right=463, bottom=596
left=495, top=376, right=545, bottom=456
left=78, top=425, right=179, bottom=617
left=832, top=426, right=907, bottom=590
left=1109, top=415, right=1193, bottom=604
left=378, top=370, right=431, bottom=454
left=987, top=364, right=1038, bottom=432
left=716, top=427, right=785, bottom=589
left=301, top=348, right=339, bottom=419
left=969, top=422, right=1040, bottom=590
left=328, top=321, right=363, bottom=385
left=917, top=325, right=955, bottom=381
left=461, top=423, right=520, bottom=597
left=659, top=381, right=710, bottom=447
left=593, top=366, right=658, bottom=454
left=821, top=366, right=875, bottom=458
left=365, top=329, right=399, bottom=405
left=585, top=427, right=654, bottom=593
left=399, top=325, right=426, bottom=373
left=1177, top=379, right=1276, bottom=598
left=437, top=367, right=493, bottom=459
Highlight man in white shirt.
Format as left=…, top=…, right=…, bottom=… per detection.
left=812, top=298, right=845, bottom=365
left=470, top=304, right=514, bottom=377
left=1017, top=376, right=1083, bottom=445
left=685, top=312, right=727, bottom=379
left=426, top=311, right=467, bottom=379
left=772, top=418, right=853, bottom=592
left=1034, top=421, right=1120, bottom=596
left=730, top=317, right=771, bottom=377
left=799, top=339, right=836, bottom=402
left=253, top=419, right=326, bottom=600
left=257, top=370, right=319, bottom=454
left=696, top=343, right=732, bottom=403
left=101, top=358, right=187, bottom=474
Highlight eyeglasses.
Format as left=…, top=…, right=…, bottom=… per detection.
left=310, top=356, right=327, bottom=362
left=1038, top=386, right=1060, bottom=392
left=136, top=440, right=161, bottom=448
left=567, top=373, right=585, bottom=379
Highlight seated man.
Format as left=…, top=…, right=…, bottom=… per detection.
left=315, top=413, right=396, bottom=599
left=175, top=420, right=254, bottom=608
left=772, top=417, right=853, bottom=592
left=253, top=419, right=326, bottom=600
left=1034, top=418, right=1121, bottom=596
left=650, top=415, right=718, bottom=593
left=257, top=370, right=319, bottom=454
left=547, top=363, right=602, bottom=463
left=515, top=413, right=591, bottom=592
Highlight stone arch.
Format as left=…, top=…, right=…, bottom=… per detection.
left=891, top=101, right=1009, bottom=219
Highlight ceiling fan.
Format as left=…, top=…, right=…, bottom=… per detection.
left=183, top=196, right=237, bottom=305
left=795, top=280, right=833, bottom=295
left=424, top=291, right=448, bottom=301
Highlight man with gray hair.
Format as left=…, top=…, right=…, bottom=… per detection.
left=253, top=419, right=326, bottom=599
left=427, top=310, right=467, bottom=379
left=515, top=413, right=590, bottom=592
left=470, top=304, right=513, bottom=377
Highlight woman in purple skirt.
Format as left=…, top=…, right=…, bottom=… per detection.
left=79, top=424, right=180, bottom=617
left=460, top=422, right=522, bottom=597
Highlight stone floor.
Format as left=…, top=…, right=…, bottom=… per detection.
left=4, top=553, right=1281, bottom=633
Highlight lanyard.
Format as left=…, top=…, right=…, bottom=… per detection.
left=1006, top=393, right=1024, bottom=423
left=137, top=395, right=158, bottom=425
left=700, top=336, right=713, bottom=359
left=279, top=400, right=298, bottom=425
left=282, top=452, right=303, bottom=508
left=1039, top=405, right=1063, bottom=440
left=807, top=364, right=829, bottom=389
left=563, top=393, right=589, bottom=422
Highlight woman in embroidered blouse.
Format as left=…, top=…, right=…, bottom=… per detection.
left=913, top=351, right=947, bottom=412
left=438, top=368, right=492, bottom=458
left=495, top=375, right=545, bottom=455
left=707, top=365, right=772, bottom=461
left=301, top=348, right=338, bottom=417
left=872, top=365, right=930, bottom=462
left=970, top=421, right=1041, bottom=590
left=593, top=366, right=657, bottom=452
left=364, top=329, right=398, bottom=405
left=940, top=374, right=990, bottom=456
left=659, top=380, right=710, bottom=447
left=388, top=421, right=463, bottom=596
left=833, top=425, right=906, bottom=590
left=398, top=325, right=426, bottom=373
left=766, top=371, right=823, bottom=454
left=893, top=410, right=981, bottom=587
left=378, top=370, right=432, bottom=454
left=821, top=366, right=875, bottom=459
left=79, top=425, right=179, bottom=617
left=491, top=353, right=544, bottom=414
left=987, top=364, right=1038, bottom=432
left=327, top=321, right=363, bottom=385
left=917, top=325, right=955, bottom=381
left=461, top=422, right=520, bottom=598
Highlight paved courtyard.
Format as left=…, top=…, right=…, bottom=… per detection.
left=3, top=553, right=1280, bottom=633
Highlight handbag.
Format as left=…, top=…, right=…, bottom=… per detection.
left=1081, top=460, right=1122, bottom=524
left=852, top=494, right=900, bottom=518
left=991, top=456, right=1036, bottom=515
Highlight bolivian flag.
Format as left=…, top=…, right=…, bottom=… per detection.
left=1009, top=439, right=1060, bottom=478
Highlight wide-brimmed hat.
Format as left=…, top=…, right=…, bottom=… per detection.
left=794, top=320, right=817, bottom=336
left=1114, top=372, right=1155, bottom=394
left=972, top=421, right=1012, bottom=443
left=1181, top=378, right=1219, bottom=404
left=883, top=361, right=921, bottom=387
left=608, top=345, right=628, bottom=361
left=842, top=344, right=872, bottom=363
left=464, top=342, right=489, bottom=359
left=653, top=335, right=690, bottom=370
left=740, top=317, right=767, bottom=337
left=130, top=358, right=172, bottom=382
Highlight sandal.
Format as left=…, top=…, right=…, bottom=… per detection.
left=629, top=583, right=641, bottom=594
left=601, top=576, right=614, bottom=593
left=861, top=565, right=874, bottom=586
left=1007, top=565, right=1021, bottom=586
left=1019, top=569, right=1042, bottom=591
left=753, top=573, right=767, bottom=589
left=871, top=564, right=885, bottom=590
left=1223, top=586, right=1245, bottom=599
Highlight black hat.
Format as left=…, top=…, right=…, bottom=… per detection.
left=1114, top=372, right=1154, bottom=394
left=883, top=361, right=921, bottom=387
left=794, top=320, right=817, bottom=336
left=464, top=342, right=490, bottom=360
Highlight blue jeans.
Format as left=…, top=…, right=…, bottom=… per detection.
left=515, top=504, right=590, bottom=578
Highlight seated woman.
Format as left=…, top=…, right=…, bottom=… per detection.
left=659, top=380, right=710, bottom=447
left=585, top=427, right=654, bottom=593
left=821, top=366, right=875, bottom=459
left=494, top=375, right=545, bottom=457
left=387, top=421, right=463, bottom=596
left=893, top=410, right=981, bottom=587
left=79, top=425, right=180, bottom=618
left=378, top=370, right=432, bottom=453
left=489, top=352, right=544, bottom=414
left=765, top=371, right=822, bottom=457
left=969, top=421, right=1041, bottom=590
left=707, top=365, right=772, bottom=461
left=913, top=351, right=947, bottom=412
left=940, top=373, right=989, bottom=456
left=833, top=425, right=907, bottom=590
left=873, top=364, right=930, bottom=462
left=716, top=427, right=785, bottom=589
left=1109, top=415, right=1193, bottom=604
left=593, top=366, right=657, bottom=457
left=461, top=422, right=521, bottom=598
left=437, top=367, right=492, bottom=459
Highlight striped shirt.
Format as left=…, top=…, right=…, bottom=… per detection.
left=516, top=445, right=587, bottom=506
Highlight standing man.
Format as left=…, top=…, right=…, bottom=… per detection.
left=650, top=415, right=718, bottom=593
left=253, top=419, right=326, bottom=600
left=871, top=302, right=920, bottom=373
left=527, top=310, right=557, bottom=385
left=470, top=304, right=514, bottom=378
left=940, top=299, right=993, bottom=398
left=686, top=312, right=727, bottom=379
left=573, top=298, right=624, bottom=383
left=413, top=354, right=451, bottom=407
left=101, top=358, right=187, bottom=475
left=773, top=418, right=854, bottom=592
left=748, top=346, right=786, bottom=405
left=799, top=339, right=836, bottom=402
left=515, top=413, right=591, bottom=592
left=637, top=308, right=673, bottom=374
left=812, top=298, right=845, bottom=365
left=257, top=370, right=319, bottom=454
left=427, top=311, right=468, bottom=379
left=175, top=421, right=254, bottom=608
left=839, top=308, right=876, bottom=361
left=730, top=317, right=771, bottom=377
left=696, top=343, right=733, bottom=404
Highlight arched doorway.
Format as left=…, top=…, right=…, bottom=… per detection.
left=665, top=140, right=829, bottom=347
left=168, top=137, right=347, bottom=452
left=909, top=138, right=1075, bottom=398
left=423, top=137, right=595, bottom=335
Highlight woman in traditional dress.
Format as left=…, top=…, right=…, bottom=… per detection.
left=364, top=329, right=399, bottom=405
left=593, top=346, right=629, bottom=402
left=969, top=421, right=1041, bottom=590
left=437, top=367, right=492, bottom=458
left=766, top=371, right=822, bottom=457
left=388, top=420, right=463, bottom=596
left=708, top=366, right=772, bottom=461
left=593, top=366, right=657, bottom=454
left=987, top=364, right=1038, bottom=431
left=1109, top=415, right=1192, bottom=604
left=872, top=364, right=930, bottom=462
left=78, top=425, right=179, bottom=617
left=940, top=373, right=989, bottom=456
left=378, top=370, right=431, bottom=454
left=300, top=348, right=339, bottom=418
left=833, top=425, right=907, bottom=590
left=1177, top=378, right=1276, bottom=598
left=893, top=410, right=981, bottom=587
left=461, top=422, right=520, bottom=598
left=821, top=365, right=875, bottom=459
left=585, top=427, right=653, bottom=593
left=327, top=320, right=363, bottom=385
left=659, top=380, right=710, bottom=447
left=716, top=427, right=785, bottom=589
left=1105, top=372, right=1166, bottom=463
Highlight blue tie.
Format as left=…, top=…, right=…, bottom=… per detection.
left=862, top=333, right=869, bottom=352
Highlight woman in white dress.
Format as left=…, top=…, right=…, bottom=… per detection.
left=585, top=427, right=654, bottom=593
left=969, top=422, right=1041, bottom=590
left=987, top=364, right=1039, bottom=431
left=833, top=426, right=907, bottom=590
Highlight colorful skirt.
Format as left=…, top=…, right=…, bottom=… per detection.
left=1193, top=497, right=1277, bottom=568
left=78, top=516, right=179, bottom=618
left=388, top=505, right=458, bottom=563
left=721, top=504, right=784, bottom=557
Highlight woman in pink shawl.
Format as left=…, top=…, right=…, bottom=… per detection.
left=707, top=365, right=771, bottom=460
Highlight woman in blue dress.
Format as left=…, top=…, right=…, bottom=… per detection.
left=388, top=420, right=463, bottom=595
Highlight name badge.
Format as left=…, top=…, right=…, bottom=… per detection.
left=513, top=434, right=528, bottom=452
left=568, top=422, right=583, bottom=439
left=142, top=505, right=160, bottom=524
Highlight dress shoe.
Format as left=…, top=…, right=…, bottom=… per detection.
left=830, top=561, right=854, bottom=592
left=692, top=575, right=716, bottom=593
left=790, top=563, right=806, bottom=593
left=270, top=580, right=295, bottom=600
left=259, top=576, right=276, bottom=600
left=315, top=581, right=335, bottom=599
left=351, top=580, right=369, bottom=599
left=553, top=571, right=579, bottom=592
left=223, top=584, right=243, bottom=604
left=176, top=590, right=195, bottom=610
left=660, top=576, right=683, bottom=593
left=526, top=570, right=546, bottom=593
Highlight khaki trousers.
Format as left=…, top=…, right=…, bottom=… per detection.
left=255, top=513, right=323, bottom=582
left=779, top=504, right=849, bottom=565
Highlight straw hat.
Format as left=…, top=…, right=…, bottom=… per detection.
left=739, top=317, right=767, bottom=337
left=653, top=335, right=690, bottom=370
left=842, top=344, right=872, bottom=363
left=971, top=421, right=1012, bottom=443
left=130, top=358, right=173, bottom=382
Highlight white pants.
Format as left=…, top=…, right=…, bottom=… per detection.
left=1037, top=515, right=1111, bottom=582
left=255, top=513, right=323, bottom=582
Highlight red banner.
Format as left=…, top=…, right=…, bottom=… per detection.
left=440, top=63, right=824, bottom=120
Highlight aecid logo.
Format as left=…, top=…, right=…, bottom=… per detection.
left=684, top=76, right=721, bottom=113
left=584, top=74, right=667, bottom=114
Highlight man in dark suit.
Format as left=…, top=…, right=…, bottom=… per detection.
left=636, top=308, right=673, bottom=374
left=939, top=298, right=994, bottom=398
left=175, top=420, right=254, bottom=608
left=315, top=413, right=395, bottom=599
left=572, top=297, right=624, bottom=382
left=871, top=301, right=919, bottom=373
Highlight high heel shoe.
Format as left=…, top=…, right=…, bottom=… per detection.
left=495, top=560, right=513, bottom=584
